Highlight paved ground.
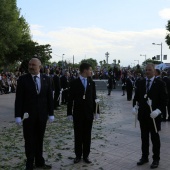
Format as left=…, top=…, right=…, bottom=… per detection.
left=0, top=90, right=170, bottom=170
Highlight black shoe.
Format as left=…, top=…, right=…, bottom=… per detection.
left=150, top=160, right=159, bottom=169
left=74, top=157, right=81, bottom=164
left=122, top=94, right=125, bottom=96
left=83, top=158, right=92, bottom=164
left=137, top=158, right=149, bottom=166
left=25, top=168, right=33, bottom=170
left=36, top=164, right=52, bottom=169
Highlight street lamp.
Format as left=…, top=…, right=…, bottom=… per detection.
left=134, top=60, right=139, bottom=65
left=140, top=54, right=147, bottom=65
left=152, top=42, right=162, bottom=62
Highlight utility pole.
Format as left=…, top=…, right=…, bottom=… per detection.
left=73, top=55, right=74, bottom=68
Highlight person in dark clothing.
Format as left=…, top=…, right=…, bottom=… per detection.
left=121, top=75, right=126, bottom=96
left=107, top=76, right=113, bottom=95
left=162, top=71, right=170, bottom=121
left=15, top=58, right=54, bottom=170
left=53, top=70, right=61, bottom=110
left=126, top=75, right=134, bottom=101
left=155, top=69, right=161, bottom=80
left=67, top=63, right=99, bottom=164
left=133, top=64, right=168, bottom=169
left=60, top=72, right=70, bottom=104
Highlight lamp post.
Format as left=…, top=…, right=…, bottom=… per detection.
left=140, top=54, right=146, bottom=65
left=152, top=42, right=162, bottom=62
left=105, top=52, right=109, bottom=70
left=134, top=60, right=139, bottom=65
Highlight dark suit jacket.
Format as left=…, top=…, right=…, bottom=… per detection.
left=53, top=75, right=61, bottom=93
left=126, top=78, right=134, bottom=90
left=133, top=78, right=168, bottom=123
left=67, top=77, right=97, bottom=120
left=60, top=75, right=69, bottom=89
left=162, top=76, right=170, bottom=98
left=15, top=73, right=54, bottom=121
left=107, top=77, right=113, bottom=89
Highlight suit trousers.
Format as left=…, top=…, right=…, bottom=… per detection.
left=23, top=116, right=47, bottom=169
left=54, top=92, right=60, bottom=108
left=126, top=89, right=133, bottom=100
left=139, top=120, right=160, bottom=161
left=62, top=90, right=68, bottom=104
left=73, top=117, right=93, bottom=159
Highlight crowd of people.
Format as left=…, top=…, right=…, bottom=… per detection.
left=0, top=72, right=20, bottom=95
left=1, top=60, right=170, bottom=169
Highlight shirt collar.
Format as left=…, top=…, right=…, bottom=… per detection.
left=32, top=73, right=40, bottom=78
left=146, top=76, right=155, bottom=82
left=79, top=75, right=87, bottom=80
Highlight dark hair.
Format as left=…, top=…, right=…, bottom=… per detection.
left=80, top=63, right=91, bottom=73
left=56, top=70, right=60, bottom=75
left=162, top=71, right=167, bottom=77
left=155, top=69, right=161, bottom=75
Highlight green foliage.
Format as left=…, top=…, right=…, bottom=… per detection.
left=142, top=58, right=161, bottom=66
left=0, top=0, right=23, bottom=58
left=80, top=58, right=98, bottom=69
left=0, top=0, right=53, bottom=71
left=166, top=20, right=170, bottom=48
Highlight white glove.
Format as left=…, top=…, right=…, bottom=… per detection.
left=95, top=99, right=100, bottom=103
left=150, top=109, right=161, bottom=119
left=132, top=106, right=138, bottom=116
left=147, top=99, right=152, bottom=106
left=15, top=117, right=22, bottom=126
left=49, top=115, right=54, bottom=123
left=94, top=114, right=100, bottom=120
left=67, top=115, right=73, bottom=121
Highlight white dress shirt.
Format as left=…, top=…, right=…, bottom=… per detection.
left=79, top=75, right=87, bottom=89
left=146, top=76, right=155, bottom=91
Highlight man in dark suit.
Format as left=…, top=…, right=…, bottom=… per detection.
left=53, top=70, right=61, bottom=110
left=15, top=58, right=54, bottom=170
left=60, top=71, right=69, bottom=104
left=126, top=74, right=134, bottom=101
left=107, top=75, right=113, bottom=95
left=67, top=63, right=99, bottom=164
left=133, top=64, right=168, bottom=169
left=162, top=71, right=170, bottom=121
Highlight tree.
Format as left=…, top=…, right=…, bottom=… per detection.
left=142, top=59, right=162, bottom=66
left=80, top=58, right=98, bottom=69
left=166, top=20, right=170, bottom=48
left=99, top=61, right=103, bottom=67
left=0, top=0, right=23, bottom=58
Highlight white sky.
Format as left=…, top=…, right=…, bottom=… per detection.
left=17, top=0, right=170, bottom=66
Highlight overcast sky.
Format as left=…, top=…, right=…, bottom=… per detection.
left=17, top=0, right=170, bottom=66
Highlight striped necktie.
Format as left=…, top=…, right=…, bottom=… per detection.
left=33, top=76, right=39, bottom=93
left=146, top=79, right=151, bottom=93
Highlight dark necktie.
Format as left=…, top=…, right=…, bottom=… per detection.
left=33, top=76, right=39, bottom=93
left=146, top=79, right=151, bottom=93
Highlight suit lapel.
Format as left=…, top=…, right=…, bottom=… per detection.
left=148, top=78, right=156, bottom=96
left=86, top=79, right=91, bottom=93
left=28, top=73, right=37, bottom=94
left=39, top=74, right=44, bottom=94
left=78, top=77, right=85, bottom=91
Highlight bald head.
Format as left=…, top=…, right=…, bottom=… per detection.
left=28, top=58, right=41, bottom=75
